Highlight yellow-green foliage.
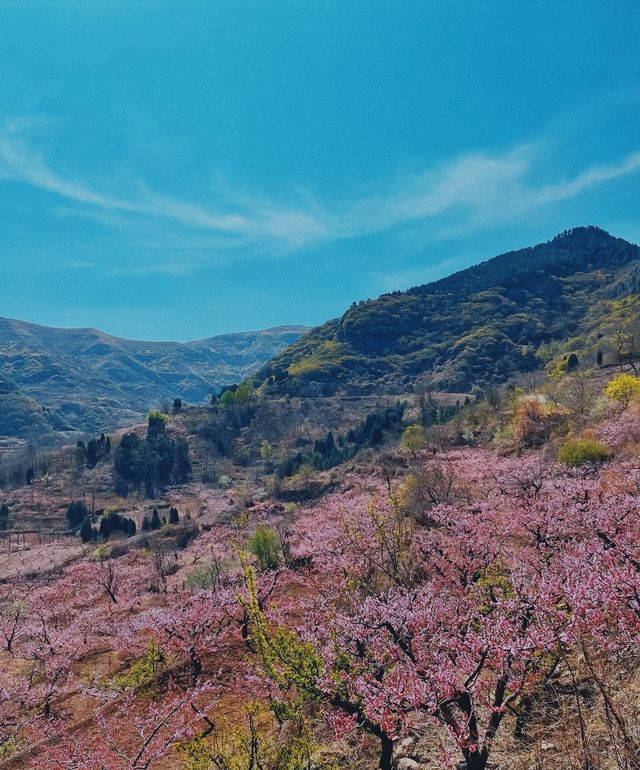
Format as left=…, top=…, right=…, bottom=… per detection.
left=90, top=544, right=112, bottom=561
left=234, top=381, right=254, bottom=404
left=287, top=341, right=345, bottom=377
left=260, top=439, right=272, bottom=462
left=108, top=642, right=166, bottom=691
left=557, top=437, right=610, bottom=466
left=242, top=566, right=322, bottom=698
left=0, top=738, right=18, bottom=759
left=247, top=526, right=282, bottom=572
left=220, top=389, right=236, bottom=407
left=397, top=472, right=429, bottom=521
left=477, top=564, right=515, bottom=615
left=147, top=409, right=169, bottom=426
left=401, top=424, right=425, bottom=454
left=604, top=373, right=640, bottom=410
left=180, top=702, right=328, bottom=770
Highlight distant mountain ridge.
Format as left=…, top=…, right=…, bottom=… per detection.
left=0, top=371, right=70, bottom=443
left=0, top=320, right=307, bottom=440
left=254, top=227, right=640, bottom=395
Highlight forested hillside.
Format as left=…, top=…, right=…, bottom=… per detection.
left=255, top=227, right=640, bottom=395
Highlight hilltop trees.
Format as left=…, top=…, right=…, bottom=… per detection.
left=150, top=508, right=161, bottom=530
left=256, top=228, right=640, bottom=396
left=85, top=433, right=111, bottom=469
left=114, top=412, right=191, bottom=498
left=566, top=351, right=579, bottom=371
left=76, top=433, right=112, bottom=471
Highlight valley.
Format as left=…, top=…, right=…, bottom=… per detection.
left=0, top=321, right=307, bottom=441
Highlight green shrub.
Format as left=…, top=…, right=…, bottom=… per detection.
left=247, top=525, right=282, bottom=571
left=91, top=544, right=113, bottom=561
left=108, top=642, right=166, bottom=691
left=557, top=437, right=610, bottom=466
left=185, top=559, right=228, bottom=590
left=147, top=409, right=169, bottom=430
left=220, top=389, right=236, bottom=407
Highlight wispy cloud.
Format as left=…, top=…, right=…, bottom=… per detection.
left=0, top=120, right=325, bottom=251
left=0, top=117, right=639, bottom=259
left=528, top=151, right=640, bottom=207
left=105, top=262, right=193, bottom=277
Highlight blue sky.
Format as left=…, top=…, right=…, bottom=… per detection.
left=0, top=1, right=639, bottom=341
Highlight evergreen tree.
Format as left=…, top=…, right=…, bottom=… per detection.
left=169, top=507, right=179, bottom=524
left=173, top=438, right=191, bottom=483
left=80, top=517, right=94, bottom=543
left=67, top=500, right=88, bottom=529
left=86, top=439, right=98, bottom=468
left=115, top=477, right=129, bottom=498
left=0, top=503, right=9, bottom=529
left=75, top=441, right=86, bottom=470
left=150, top=508, right=161, bottom=530
left=369, top=426, right=384, bottom=446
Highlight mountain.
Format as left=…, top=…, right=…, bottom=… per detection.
left=254, top=227, right=640, bottom=395
left=0, top=321, right=307, bottom=439
left=0, top=372, right=71, bottom=443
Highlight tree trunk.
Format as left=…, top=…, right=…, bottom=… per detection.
left=379, top=734, right=394, bottom=770
left=514, top=696, right=532, bottom=740
left=464, top=751, right=487, bottom=770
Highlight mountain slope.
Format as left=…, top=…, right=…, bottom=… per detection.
left=254, top=227, right=640, bottom=395
left=0, top=322, right=307, bottom=437
left=0, top=372, right=71, bottom=442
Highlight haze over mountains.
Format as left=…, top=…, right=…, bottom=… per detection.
left=0, top=321, right=306, bottom=441
left=256, top=227, right=640, bottom=396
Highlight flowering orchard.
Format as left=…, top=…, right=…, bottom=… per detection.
left=248, top=450, right=640, bottom=769
left=0, top=417, right=639, bottom=769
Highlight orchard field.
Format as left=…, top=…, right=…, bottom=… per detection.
left=1, top=376, right=640, bottom=770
